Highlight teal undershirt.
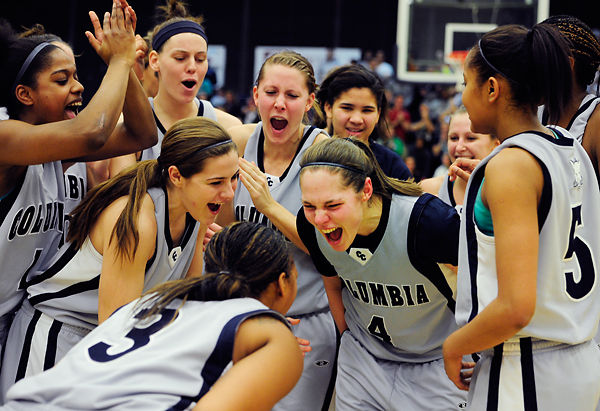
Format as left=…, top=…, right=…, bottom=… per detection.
left=474, top=129, right=558, bottom=237
left=474, top=178, right=494, bottom=235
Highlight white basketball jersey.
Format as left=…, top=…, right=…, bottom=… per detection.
left=315, top=194, right=458, bottom=362
left=4, top=297, right=288, bottom=410
left=25, top=187, right=199, bottom=329
left=456, top=128, right=600, bottom=343
left=565, top=94, right=600, bottom=144
left=233, top=122, right=329, bottom=316
left=0, top=161, right=83, bottom=317
left=140, top=98, right=218, bottom=161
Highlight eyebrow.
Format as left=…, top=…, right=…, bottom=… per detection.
left=207, top=170, right=239, bottom=181
left=172, top=49, right=207, bottom=55
left=50, top=68, right=73, bottom=76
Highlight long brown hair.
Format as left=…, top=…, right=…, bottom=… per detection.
left=300, top=137, right=421, bottom=200
left=137, top=221, right=292, bottom=320
left=67, top=117, right=236, bottom=261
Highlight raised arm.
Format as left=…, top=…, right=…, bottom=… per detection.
left=238, top=158, right=308, bottom=253
left=215, top=108, right=242, bottom=130
left=75, top=3, right=156, bottom=162
left=0, top=0, right=137, bottom=166
left=194, top=315, right=302, bottom=411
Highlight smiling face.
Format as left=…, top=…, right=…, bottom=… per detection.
left=151, top=32, right=208, bottom=104
left=447, top=112, right=498, bottom=162
left=177, top=149, right=239, bottom=225
left=21, top=46, right=83, bottom=123
left=300, top=168, right=370, bottom=252
left=253, top=64, right=315, bottom=145
left=325, top=87, right=380, bottom=143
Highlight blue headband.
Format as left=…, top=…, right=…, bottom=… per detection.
left=301, top=161, right=365, bottom=176
left=152, top=21, right=207, bottom=51
left=478, top=39, right=514, bottom=83
left=12, top=42, right=53, bottom=92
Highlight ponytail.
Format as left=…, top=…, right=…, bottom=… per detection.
left=300, top=138, right=421, bottom=201
left=470, top=24, right=572, bottom=124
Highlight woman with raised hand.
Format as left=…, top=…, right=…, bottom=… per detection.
left=0, top=117, right=238, bottom=399
left=443, top=23, right=600, bottom=409
left=0, top=0, right=155, bottom=380
left=221, top=50, right=337, bottom=411
left=1, top=221, right=302, bottom=411
left=316, top=64, right=412, bottom=180
left=296, top=137, right=466, bottom=410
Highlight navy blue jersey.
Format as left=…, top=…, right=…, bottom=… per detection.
left=370, top=141, right=412, bottom=180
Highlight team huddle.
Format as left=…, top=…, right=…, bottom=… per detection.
left=0, top=0, right=599, bottom=409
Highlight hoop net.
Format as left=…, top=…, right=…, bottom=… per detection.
left=445, top=50, right=469, bottom=90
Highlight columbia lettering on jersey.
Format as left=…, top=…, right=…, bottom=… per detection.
left=7, top=172, right=84, bottom=242
left=342, top=278, right=430, bottom=307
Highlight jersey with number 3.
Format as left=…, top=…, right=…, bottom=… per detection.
left=4, top=297, right=287, bottom=410
left=456, top=128, right=600, bottom=343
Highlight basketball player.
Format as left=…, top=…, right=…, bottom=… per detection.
left=316, top=64, right=412, bottom=179
left=0, top=0, right=155, bottom=378
left=221, top=50, right=337, bottom=411
left=296, top=138, right=467, bottom=410
left=108, top=0, right=242, bottom=175
left=541, top=15, right=600, bottom=188
left=443, top=23, right=600, bottom=410
left=1, top=222, right=302, bottom=411
left=0, top=118, right=238, bottom=399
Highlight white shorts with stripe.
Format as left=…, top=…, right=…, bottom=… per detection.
left=0, top=300, right=90, bottom=403
left=467, top=338, right=600, bottom=411
left=335, top=330, right=467, bottom=410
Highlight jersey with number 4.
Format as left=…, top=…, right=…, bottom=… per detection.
left=4, top=297, right=287, bottom=410
left=456, top=128, right=600, bottom=343
left=299, top=193, right=460, bottom=362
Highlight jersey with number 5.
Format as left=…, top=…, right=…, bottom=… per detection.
left=456, top=127, right=600, bottom=344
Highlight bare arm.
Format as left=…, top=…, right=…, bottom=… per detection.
left=419, top=175, right=444, bottom=195
left=194, top=315, right=302, bottom=411
left=0, top=1, right=136, bottom=166
left=215, top=108, right=242, bottom=130
left=108, top=153, right=137, bottom=178
left=75, top=8, right=156, bottom=162
left=582, top=106, right=600, bottom=185
left=322, top=275, right=347, bottom=333
left=443, top=148, right=541, bottom=390
left=95, top=195, right=157, bottom=323
left=185, top=226, right=206, bottom=278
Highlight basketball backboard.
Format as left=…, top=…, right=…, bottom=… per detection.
left=396, top=0, right=550, bottom=83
